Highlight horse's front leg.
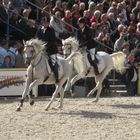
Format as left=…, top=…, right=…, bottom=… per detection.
left=16, top=78, right=31, bottom=111
left=16, top=79, right=43, bottom=111
left=27, top=79, right=44, bottom=105
left=64, top=77, right=72, bottom=96
left=70, top=73, right=85, bottom=96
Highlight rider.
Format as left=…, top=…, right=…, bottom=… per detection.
left=77, top=17, right=99, bottom=75
left=36, top=16, right=59, bottom=83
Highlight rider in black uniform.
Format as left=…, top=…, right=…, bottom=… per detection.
left=36, top=17, right=59, bottom=82
left=77, top=17, right=99, bottom=75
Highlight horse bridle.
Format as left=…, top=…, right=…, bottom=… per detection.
left=25, top=45, right=43, bottom=67
left=63, top=43, right=73, bottom=57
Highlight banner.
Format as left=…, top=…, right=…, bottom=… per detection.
left=0, top=69, right=26, bottom=96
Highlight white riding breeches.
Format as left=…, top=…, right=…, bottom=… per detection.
left=50, top=54, right=58, bottom=66
left=89, top=48, right=95, bottom=60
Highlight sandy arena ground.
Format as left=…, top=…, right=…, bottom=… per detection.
left=0, top=97, right=140, bottom=140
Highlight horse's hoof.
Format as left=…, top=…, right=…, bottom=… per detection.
left=64, top=90, right=71, bottom=94
left=16, top=107, right=21, bottom=111
left=92, top=99, right=99, bottom=103
left=29, top=100, right=34, bottom=106
left=45, top=108, right=49, bottom=111
left=52, top=107, right=59, bottom=110
left=87, top=94, right=92, bottom=98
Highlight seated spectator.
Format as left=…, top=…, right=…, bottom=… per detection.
left=83, top=10, right=91, bottom=26
left=0, top=45, right=7, bottom=65
left=90, top=10, right=101, bottom=25
left=7, top=41, right=18, bottom=68
left=62, top=10, right=73, bottom=34
left=15, top=45, right=27, bottom=68
left=88, top=1, right=96, bottom=17
left=114, top=32, right=126, bottom=52
left=79, top=2, right=86, bottom=17
left=52, top=0, right=62, bottom=14
left=103, top=33, right=114, bottom=53
left=0, top=55, right=13, bottom=68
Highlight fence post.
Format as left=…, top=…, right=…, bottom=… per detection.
left=138, top=67, right=140, bottom=95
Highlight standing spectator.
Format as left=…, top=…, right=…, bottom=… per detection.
left=125, top=60, right=138, bottom=96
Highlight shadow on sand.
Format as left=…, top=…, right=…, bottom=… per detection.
left=111, top=104, right=140, bottom=109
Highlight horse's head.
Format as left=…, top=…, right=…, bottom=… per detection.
left=62, top=37, right=79, bottom=57
left=23, top=39, right=46, bottom=63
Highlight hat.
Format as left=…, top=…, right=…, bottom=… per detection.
left=78, top=17, right=86, bottom=24
left=41, top=16, right=50, bottom=23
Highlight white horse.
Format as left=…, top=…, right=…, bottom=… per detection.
left=62, top=37, right=126, bottom=102
left=16, top=39, right=72, bottom=111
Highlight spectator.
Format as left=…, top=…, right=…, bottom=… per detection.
left=0, top=54, right=13, bottom=68
left=132, top=1, right=140, bottom=23
left=114, top=32, right=126, bottom=52
left=50, top=11, right=67, bottom=40
left=90, top=10, right=101, bottom=24
left=7, top=41, right=18, bottom=68
left=83, top=10, right=91, bottom=26
left=52, top=0, right=62, bottom=14
left=102, top=0, right=111, bottom=13
left=103, top=33, right=114, bottom=53
left=88, top=1, right=96, bottom=17
left=125, top=59, right=138, bottom=96
left=15, top=45, right=26, bottom=68
left=79, top=2, right=86, bottom=17
left=42, top=1, right=53, bottom=18
left=62, top=10, right=73, bottom=34
left=0, top=44, right=7, bottom=65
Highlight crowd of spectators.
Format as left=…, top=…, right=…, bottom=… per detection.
left=0, top=0, right=140, bottom=95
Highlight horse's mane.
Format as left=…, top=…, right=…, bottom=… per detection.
left=25, top=38, right=46, bottom=51
left=62, top=37, right=79, bottom=49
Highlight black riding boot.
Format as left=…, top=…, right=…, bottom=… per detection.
left=53, top=63, right=59, bottom=83
left=91, top=60, right=99, bottom=75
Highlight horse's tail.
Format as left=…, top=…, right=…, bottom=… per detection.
left=110, top=51, right=126, bottom=74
